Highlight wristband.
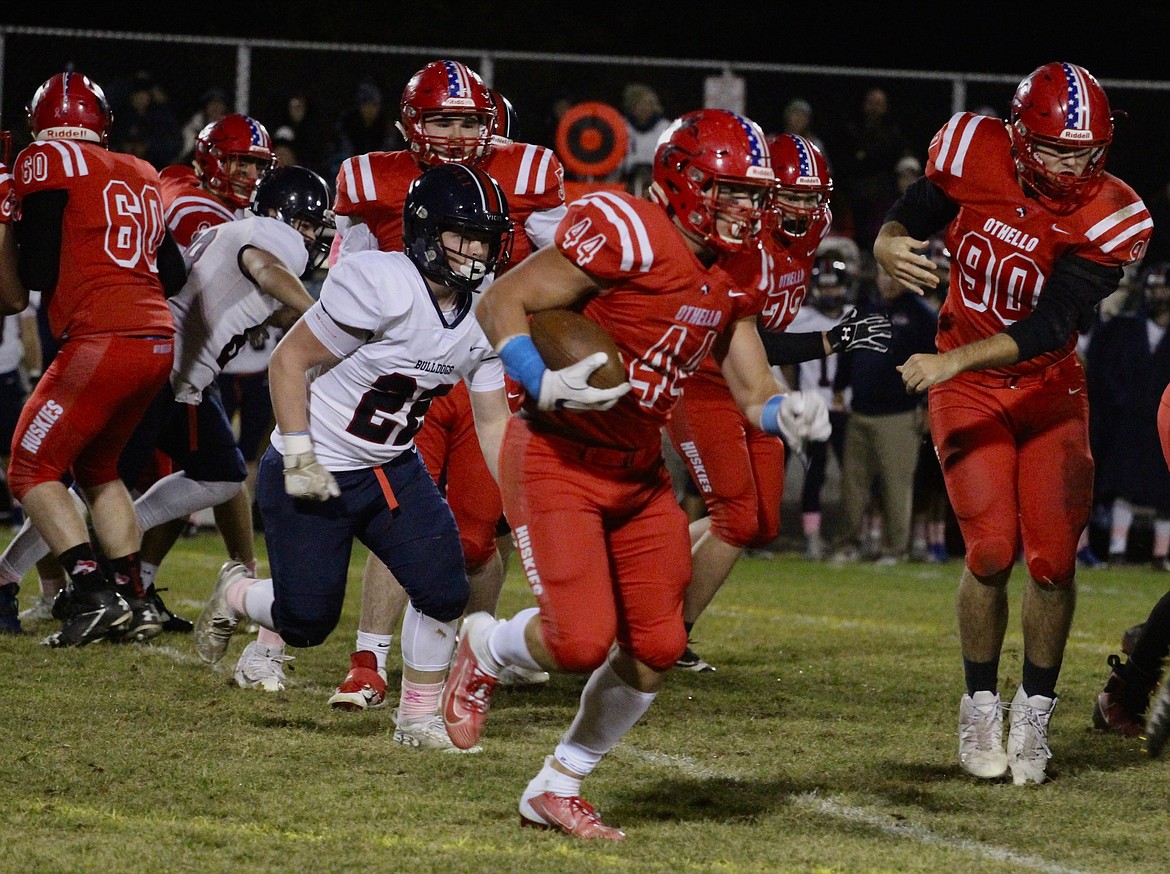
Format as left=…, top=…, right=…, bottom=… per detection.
left=282, top=432, right=313, bottom=457
left=759, top=394, right=784, bottom=436
left=497, top=334, right=548, bottom=397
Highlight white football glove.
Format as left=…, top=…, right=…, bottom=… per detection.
left=283, top=448, right=341, bottom=501
left=775, top=390, right=832, bottom=448
left=536, top=352, right=632, bottom=412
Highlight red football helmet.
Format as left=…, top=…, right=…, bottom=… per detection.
left=650, top=108, right=774, bottom=252
left=194, top=113, right=276, bottom=209
left=27, top=71, right=112, bottom=146
left=767, top=133, right=832, bottom=242
left=399, top=60, right=496, bottom=166
left=1010, top=62, right=1112, bottom=207
left=488, top=88, right=517, bottom=146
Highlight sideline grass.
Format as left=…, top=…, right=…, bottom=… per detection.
left=1, top=531, right=1167, bottom=873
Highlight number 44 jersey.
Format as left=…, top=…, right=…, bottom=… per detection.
left=275, top=249, right=505, bottom=472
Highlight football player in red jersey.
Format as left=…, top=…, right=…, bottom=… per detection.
left=0, top=113, right=278, bottom=635
left=667, top=133, right=891, bottom=672
left=324, top=62, right=567, bottom=709
left=441, top=109, right=831, bottom=840
left=3, top=71, right=186, bottom=647
left=875, top=62, right=1153, bottom=784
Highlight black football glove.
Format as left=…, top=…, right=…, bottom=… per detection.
left=827, top=310, right=893, bottom=353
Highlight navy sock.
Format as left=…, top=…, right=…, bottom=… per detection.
left=963, top=658, right=999, bottom=697
left=1021, top=657, right=1060, bottom=699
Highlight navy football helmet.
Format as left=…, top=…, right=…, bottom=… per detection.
left=403, top=163, right=513, bottom=295
left=251, top=165, right=335, bottom=273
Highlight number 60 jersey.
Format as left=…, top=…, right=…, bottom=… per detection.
left=273, top=249, right=505, bottom=472
left=13, top=138, right=175, bottom=342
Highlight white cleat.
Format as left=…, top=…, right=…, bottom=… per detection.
left=234, top=641, right=294, bottom=692
left=1006, top=685, right=1056, bottom=785
left=958, top=691, right=1009, bottom=779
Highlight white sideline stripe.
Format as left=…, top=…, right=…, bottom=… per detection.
left=620, top=748, right=1091, bottom=874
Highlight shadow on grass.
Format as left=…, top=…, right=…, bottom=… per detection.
left=616, top=774, right=809, bottom=825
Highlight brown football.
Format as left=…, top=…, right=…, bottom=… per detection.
left=529, top=310, right=626, bottom=389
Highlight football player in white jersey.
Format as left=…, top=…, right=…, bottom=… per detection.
left=193, top=163, right=513, bottom=752
left=0, top=166, right=330, bottom=644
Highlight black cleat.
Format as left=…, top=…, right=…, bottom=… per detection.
left=0, top=582, right=22, bottom=635
left=43, top=588, right=131, bottom=647
left=148, top=588, right=193, bottom=633
left=108, top=595, right=165, bottom=643
left=675, top=642, right=716, bottom=673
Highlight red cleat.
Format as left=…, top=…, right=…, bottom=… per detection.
left=440, top=612, right=500, bottom=749
left=520, top=792, right=626, bottom=841
left=328, top=650, right=387, bottom=711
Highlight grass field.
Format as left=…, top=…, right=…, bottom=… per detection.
left=1, top=530, right=1167, bottom=873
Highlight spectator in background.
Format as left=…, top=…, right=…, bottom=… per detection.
left=619, top=83, right=671, bottom=196
left=780, top=98, right=828, bottom=165
left=176, top=87, right=230, bottom=166
left=838, top=87, right=911, bottom=258
left=327, top=81, right=400, bottom=180
left=831, top=268, right=937, bottom=565
left=272, top=91, right=327, bottom=177
left=273, top=135, right=298, bottom=169
left=110, top=71, right=182, bottom=171
left=1143, top=177, right=1170, bottom=264
left=895, top=154, right=922, bottom=194
left=1085, top=263, right=1170, bottom=568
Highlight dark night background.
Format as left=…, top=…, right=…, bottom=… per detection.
left=4, top=4, right=1170, bottom=200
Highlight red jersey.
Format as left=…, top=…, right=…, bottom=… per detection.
left=159, top=164, right=237, bottom=249
left=13, top=140, right=175, bottom=341
left=534, top=190, right=756, bottom=451
left=928, top=112, right=1152, bottom=377
left=691, top=212, right=832, bottom=383
left=333, top=142, right=565, bottom=265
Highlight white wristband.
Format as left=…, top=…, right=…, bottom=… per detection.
left=283, top=432, right=313, bottom=457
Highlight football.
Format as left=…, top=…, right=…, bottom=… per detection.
left=529, top=309, right=626, bottom=389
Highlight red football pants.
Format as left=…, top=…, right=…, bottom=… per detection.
left=499, top=416, right=690, bottom=673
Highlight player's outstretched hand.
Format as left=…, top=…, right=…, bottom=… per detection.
left=828, top=310, right=893, bottom=353
left=537, top=352, right=631, bottom=412
left=773, top=390, right=832, bottom=452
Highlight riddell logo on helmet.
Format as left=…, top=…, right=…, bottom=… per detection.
left=441, top=97, right=477, bottom=108
left=1060, top=130, right=1094, bottom=142
left=39, top=127, right=98, bottom=141
left=796, top=175, right=824, bottom=186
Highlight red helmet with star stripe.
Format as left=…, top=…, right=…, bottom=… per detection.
left=650, top=108, right=775, bottom=253
left=1010, top=62, right=1112, bottom=207
left=399, top=60, right=496, bottom=166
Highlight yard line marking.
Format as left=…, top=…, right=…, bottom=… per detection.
left=620, top=748, right=1091, bottom=874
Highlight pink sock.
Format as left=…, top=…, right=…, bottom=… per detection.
left=257, top=627, right=284, bottom=648
left=398, top=679, right=444, bottom=723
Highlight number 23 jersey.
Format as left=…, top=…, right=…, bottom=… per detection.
left=280, top=250, right=504, bottom=471
left=927, top=111, right=1152, bottom=377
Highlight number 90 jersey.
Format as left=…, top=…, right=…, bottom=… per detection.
left=927, top=111, right=1152, bottom=377
left=276, top=250, right=504, bottom=471
left=13, top=139, right=175, bottom=341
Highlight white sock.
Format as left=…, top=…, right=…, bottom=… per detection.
left=1110, top=498, right=1133, bottom=555
left=553, top=657, right=657, bottom=777
left=401, top=606, right=458, bottom=672
left=520, top=756, right=584, bottom=821
left=140, top=561, right=159, bottom=592
left=356, top=631, right=393, bottom=673
left=134, top=473, right=241, bottom=531
left=241, top=577, right=275, bottom=630
left=488, top=607, right=543, bottom=672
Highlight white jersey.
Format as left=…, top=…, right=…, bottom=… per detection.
left=272, top=250, right=504, bottom=471
left=787, top=304, right=852, bottom=411
left=169, top=215, right=309, bottom=403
